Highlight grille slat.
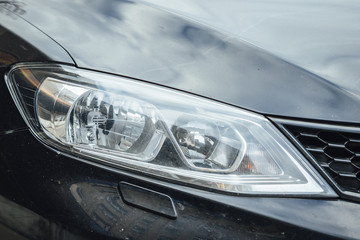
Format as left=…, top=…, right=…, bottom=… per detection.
left=285, top=124, right=360, bottom=194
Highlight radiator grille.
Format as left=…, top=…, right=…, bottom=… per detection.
left=284, top=125, right=360, bottom=194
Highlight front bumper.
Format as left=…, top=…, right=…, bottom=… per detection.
left=0, top=129, right=358, bottom=240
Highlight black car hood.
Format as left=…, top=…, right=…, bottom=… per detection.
left=8, top=0, right=360, bottom=124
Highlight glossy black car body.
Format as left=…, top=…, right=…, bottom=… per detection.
left=1, top=0, right=360, bottom=239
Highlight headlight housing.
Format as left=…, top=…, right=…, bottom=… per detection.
left=6, top=63, right=336, bottom=196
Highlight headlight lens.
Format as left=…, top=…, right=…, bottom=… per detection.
left=6, top=64, right=336, bottom=196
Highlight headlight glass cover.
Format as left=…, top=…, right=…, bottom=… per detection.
left=6, top=64, right=336, bottom=196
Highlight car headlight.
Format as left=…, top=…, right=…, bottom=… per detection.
left=6, top=63, right=336, bottom=196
